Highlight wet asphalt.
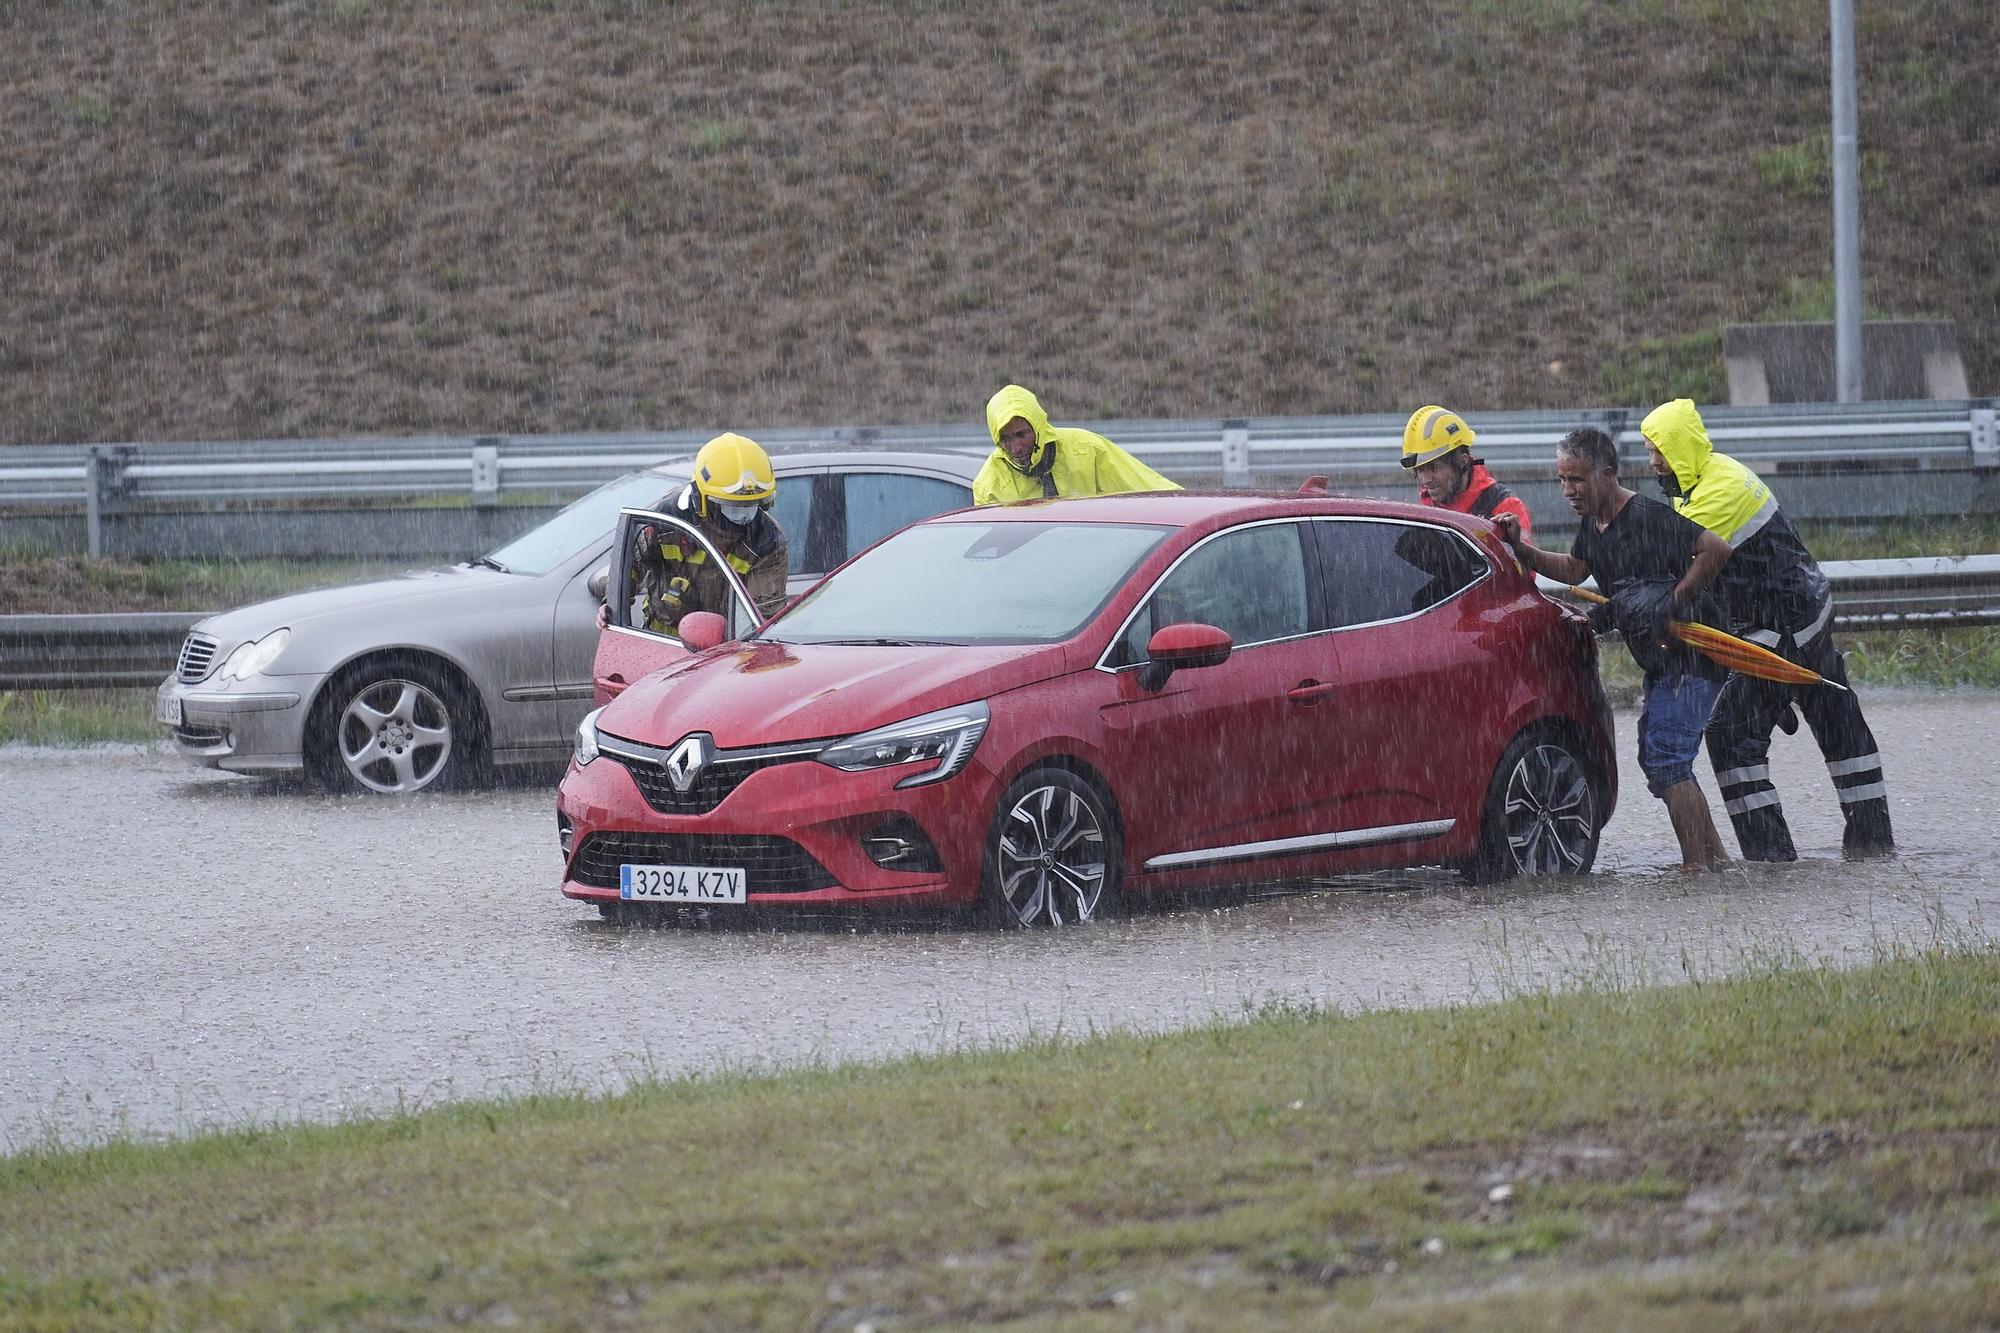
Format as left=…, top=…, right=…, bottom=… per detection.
left=2, top=691, right=1994, bottom=1150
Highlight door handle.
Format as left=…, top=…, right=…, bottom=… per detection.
left=1288, top=679, right=1338, bottom=703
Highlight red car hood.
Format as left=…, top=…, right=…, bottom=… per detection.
left=596, top=639, right=1074, bottom=748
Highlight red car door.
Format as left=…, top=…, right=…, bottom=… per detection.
left=591, top=509, right=758, bottom=704
left=1088, top=520, right=1341, bottom=868
left=1306, top=516, right=1509, bottom=837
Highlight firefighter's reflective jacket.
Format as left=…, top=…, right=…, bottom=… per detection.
left=633, top=484, right=789, bottom=635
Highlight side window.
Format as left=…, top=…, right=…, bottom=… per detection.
left=842, top=473, right=973, bottom=559
left=769, top=475, right=814, bottom=577
left=1317, top=520, right=1489, bottom=628
left=1112, top=523, right=1310, bottom=666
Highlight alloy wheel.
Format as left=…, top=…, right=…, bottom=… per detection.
left=337, top=678, right=454, bottom=794
left=994, top=781, right=1110, bottom=927
left=1501, top=743, right=1597, bottom=875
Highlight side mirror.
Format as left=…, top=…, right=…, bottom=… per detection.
left=1138, top=621, right=1232, bottom=691
left=587, top=563, right=610, bottom=602
left=679, top=611, right=728, bottom=652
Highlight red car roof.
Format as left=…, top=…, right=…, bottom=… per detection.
left=934, top=488, right=1491, bottom=536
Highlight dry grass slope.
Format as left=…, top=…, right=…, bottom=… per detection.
left=2, top=0, right=1995, bottom=445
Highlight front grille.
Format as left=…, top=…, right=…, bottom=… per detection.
left=174, top=724, right=226, bottom=747
left=600, top=736, right=822, bottom=816
left=569, top=832, right=836, bottom=895
left=176, top=633, right=220, bottom=683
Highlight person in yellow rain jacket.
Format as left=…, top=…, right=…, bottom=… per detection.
left=1641, top=398, right=1892, bottom=862
left=971, top=385, right=1180, bottom=505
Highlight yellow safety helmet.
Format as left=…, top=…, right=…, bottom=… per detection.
left=691, top=432, right=777, bottom=517
left=1401, top=406, right=1476, bottom=469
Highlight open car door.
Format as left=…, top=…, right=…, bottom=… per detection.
left=591, top=508, right=761, bottom=705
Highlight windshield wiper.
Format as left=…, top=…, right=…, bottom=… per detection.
left=466, top=555, right=509, bottom=573
left=815, top=637, right=963, bottom=647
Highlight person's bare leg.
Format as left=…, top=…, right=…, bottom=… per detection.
left=1662, top=780, right=1728, bottom=871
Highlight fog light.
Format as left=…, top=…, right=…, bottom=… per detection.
left=861, top=816, right=941, bottom=873
left=557, top=811, right=575, bottom=857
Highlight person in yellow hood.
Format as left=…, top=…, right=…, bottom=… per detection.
left=1640, top=398, right=1892, bottom=861
left=972, top=385, right=1179, bottom=505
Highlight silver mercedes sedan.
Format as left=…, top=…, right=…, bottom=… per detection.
left=154, top=450, right=986, bottom=794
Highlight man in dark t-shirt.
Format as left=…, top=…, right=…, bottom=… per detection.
left=1495, top=428, right=1735, bottom=872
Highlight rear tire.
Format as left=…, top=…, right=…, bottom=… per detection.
left=1461, top=730, right=1601, bottom=883
left=981, top=767, right=1122, bottom=928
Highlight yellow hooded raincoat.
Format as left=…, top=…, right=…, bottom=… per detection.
left=972, top=385, right=1179, bottom=505
left=1639, top=398, right=1779, bottom=548
left=1641, top=397, right=1829, bottom=638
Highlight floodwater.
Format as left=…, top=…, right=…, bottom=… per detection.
left=1, top=692, right=1993, bottom=1150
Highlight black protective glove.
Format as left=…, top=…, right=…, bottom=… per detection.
left=1609, top=581, right=1678, bottom=648
left=1586, top=599, right=1617, bottom=636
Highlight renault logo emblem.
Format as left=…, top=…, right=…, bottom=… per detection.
left=664, top=733, right=713, bottom=794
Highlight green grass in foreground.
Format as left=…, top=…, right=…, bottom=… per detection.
left=4, top=950, right=1997, bottom=1329
left=0, top=688, right=158, bottom=746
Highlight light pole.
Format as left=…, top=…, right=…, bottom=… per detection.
left=1831, top=0, right=1862, bottom=402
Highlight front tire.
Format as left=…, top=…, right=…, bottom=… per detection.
left=310, top=659, right=479, bottom=795
left=982, top=767, right=1122, bottom=928
left=1462, top=731, right=1601, bottom=882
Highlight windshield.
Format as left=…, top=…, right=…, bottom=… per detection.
left=761, top=520, right=1171, bottom=645
left=482, top=470, right=684, bottom=576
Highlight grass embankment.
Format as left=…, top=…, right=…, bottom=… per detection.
left=4, top=950, right=1997, bottom=1329
left=0, top=552, right=409, bottom=616
left=3, top=2, right=1995, bottom=444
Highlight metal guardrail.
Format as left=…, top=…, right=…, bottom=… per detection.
left=3, top=558, right=1995, bottom=693
left=0, top=613, right=205, bottom=690
left=2, top=401, right=1995, bottom=559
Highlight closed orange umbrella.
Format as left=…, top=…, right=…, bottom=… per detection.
left=1566, top=586, right=1847, bottom=691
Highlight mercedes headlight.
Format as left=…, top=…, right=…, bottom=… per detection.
left=815, top=701, right=990, bottom=789
left=574, top=707, right=603, bottom=767
left=220, top=628, right=291, bottom=681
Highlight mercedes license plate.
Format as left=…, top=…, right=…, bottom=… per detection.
left=155, top=686, right=183, bottom=727
left=619, top=863, right=746, bottom=904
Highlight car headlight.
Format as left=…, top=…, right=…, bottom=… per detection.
left=816, top=701, right=989, bottom=789
left=575, top=707, right=603, bottom=766
left=219, top=628, right=290, bottom=681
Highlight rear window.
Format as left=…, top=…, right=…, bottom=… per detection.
left=1317, top=519, right=1490, bottom=627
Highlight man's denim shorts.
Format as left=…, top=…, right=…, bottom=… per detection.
left=1638, top=672, right=1724, bottom=797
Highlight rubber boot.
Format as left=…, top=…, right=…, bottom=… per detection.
left=1841, top=797, right=1895, bottom=858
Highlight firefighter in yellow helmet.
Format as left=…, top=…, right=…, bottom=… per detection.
left=972, top=385, right=1179, bottom=505
left=1400, top=405, right=1533, bottom=541
left=629, top=433, right=790, bottom=635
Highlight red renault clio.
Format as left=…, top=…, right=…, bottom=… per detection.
left=557, top=491, right=1615, bottom=927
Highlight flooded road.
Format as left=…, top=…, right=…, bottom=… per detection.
left=3, top=691, right=1994, bottom=1149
